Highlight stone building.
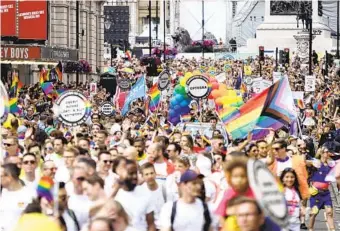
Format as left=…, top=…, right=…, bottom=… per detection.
left=0, top=0, right=105, bottom=84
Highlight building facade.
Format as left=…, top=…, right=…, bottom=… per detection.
left=1, top=0, right=105, bottom=84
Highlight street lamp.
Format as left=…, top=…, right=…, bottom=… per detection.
left=104, top=16, right=112, bottom=30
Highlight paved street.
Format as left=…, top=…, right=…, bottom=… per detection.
left=307, top=183, right=340, bottom=231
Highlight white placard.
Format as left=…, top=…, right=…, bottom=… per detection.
left=304, top=75, right=316, bottom=92
left=54, top=91, right=91, bottom=126
left=261, top=80, right=272, bottom=90
left=158, top=70, right=171, bottom=91
left=100, top=101, right=115, bottom=116
left=215, top=72, right=226, bottom=83
left=247, top=159, right=289, bottom=227
left=90, top=82, right=97, bottom=95
left=273, top=72, right=283, bottom=83
left=252, top=77, right=263, bottom=93
left=186, top=75, right=211, bottom=99
left=292, top=91, right=304, bottom=100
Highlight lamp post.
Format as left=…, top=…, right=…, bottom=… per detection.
left=202, top=0, right=205, bottom=59
left=149, top=0, right=152, bottom=57
left=104, top=17, right=113, bottom=67
left=337, top=0, right=339, bottom=59
left=76, top=1, right=79, bottom=85
left=163, top=0, right=166, bottom=62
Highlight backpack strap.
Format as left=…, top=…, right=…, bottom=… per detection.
left=67, top=209, right=80, bottom=231
left=170, top=201, right=177, bottom=231
left=202, top=200, right=212, bottom=231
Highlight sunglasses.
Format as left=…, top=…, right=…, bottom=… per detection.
left=23, top=160, right=36, bottom=165
left=3, top=143, right=15, bottom=147
left=45, top=167, right=57, bottom=171
left=103, top=160, right=113, bottom=164
left=94, top=147, right=100, bottom=150
left=76, top=177, right=85, bottom=182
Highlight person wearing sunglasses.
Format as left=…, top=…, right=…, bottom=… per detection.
left=20, top=153, right=39, bottom=192
left=58, top=182, right=81, bottom=231
left=97, top=151, right=115, bottom=196
left=268, top=139, right=310, bottom=227
left=0, top=163, right=35, bottom=231
left=3, top=136, right=20, bottom=157
left=67, top=166, right=91, bottom=229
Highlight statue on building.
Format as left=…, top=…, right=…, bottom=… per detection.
left=270, top=1, right=311, bottom=15
left=171, top=27, right=192, bottom=53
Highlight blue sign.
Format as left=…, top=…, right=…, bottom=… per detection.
left=121, top=75, right=146, bottom=115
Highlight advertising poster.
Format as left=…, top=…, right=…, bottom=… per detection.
left=0, top=1, right=16, bottom=36
left=18, top=0, right=48, bottom=40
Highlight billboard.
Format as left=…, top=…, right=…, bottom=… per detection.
left=18, top=0, right=47, bottom=40
left=0, top=1, right=16, bottom=36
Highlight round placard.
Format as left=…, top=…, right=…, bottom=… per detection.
left=244, top=76, right=253, bottom=85
left=158, top=71, right=170, bottom=91
left=186, top=75, right=211, bottom=99
left=118, top=79, right=131, bottom=90
left=54, top=91, right=91, bottom=126
left=100, top=101, right=115, bottom=116
left=0, top=81, right=9, bottom=123
left=247, top=159, right=289, bottom=227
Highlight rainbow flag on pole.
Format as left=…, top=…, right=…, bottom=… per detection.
left=41, top=82, right=54, bottom=97
left=149, top=83, right=161, bottom=112
left=37, top=176, right=54, bottom=202
left=225, top=77, right=296, bottom=140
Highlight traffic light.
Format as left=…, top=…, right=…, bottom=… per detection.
left=111, top=46, right=117, bottom=59
left=259, top=46, right=264, bottom=62
left=282, top=48, right=290, bottom=66
left=318, top=0, right=323, bottom=16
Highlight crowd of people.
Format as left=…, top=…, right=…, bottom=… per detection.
left=0, top=53, right=340, bottom=231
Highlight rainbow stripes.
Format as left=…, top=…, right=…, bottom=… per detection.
left=37, top=176, right=54, bottom=202
left=294, top=99, right=305, bottom=109
left=41, top=82, right=54, bottom=96
left=180, top=114, right=192, bottom=122
left=149, top=83, right=161, bottom=112
left=225, top=77, right=296, bottom=140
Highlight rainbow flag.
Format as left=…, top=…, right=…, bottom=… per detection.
left=226, top=77, right=296, bottom=140
left=55, top=61, right=63, bottom=82
left=313, top=101, right=323, bottom=111
left=294, top=99, right=305, bottom=109
left=149, top=83, right=161, bottom=112
left=9, top=73, right=22, bottom=97
left=56, top=88, right=66, bottom=96
left=180, top=114, right=192, bottom=123
left=125, top=50, right=131, bottom=61
left=9, top=97, right=19, bottom=113
left=41, top=82, right=54, bottom=96
left=37, top=176, right=54, bottom=202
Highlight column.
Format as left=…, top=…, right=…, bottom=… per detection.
left=169, top=0, right=175, bottom=36
left=160, top=0, right=165, bottom=42
left=129, top=0, right=137, bottom=47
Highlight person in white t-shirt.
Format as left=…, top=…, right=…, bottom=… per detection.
left=20, top=153, right=40, bottom=193
left=96, top=151, right=116, bottom=196
left=160, top=170, right=212, bottom=231
left=66, top=166, right=92, bottom=229
left=111, top=159, right=156, bottom=231
left=0, top=163, right=35, bottom=231
left=140, top=162, right=166, bottom=230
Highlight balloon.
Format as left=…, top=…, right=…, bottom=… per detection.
left=169, top=109, right=176, bottom=118
left=175, top=94, right=183, bottom=102
left=180, top=100, right=189, bottom=107
left=174, top=104, right=181, bottom=111
left=14, top=213, right=61, bottom=231
left=176, top=86, right=186, bottom=95
left=174, top=85, right=182, bottom=94
left=211, top=89, right=221, bottom=99
left=211, top=82, right=219, bottom=90
left=208, top=93, right=214, bottom=99
left=216, top=97, right=224, bottom=106
left=181, top=106, right=191, bottom=114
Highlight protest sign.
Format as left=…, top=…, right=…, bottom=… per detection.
left=99, top=101, right=115, bottom=116
left=273, top=72, right=283, bottom=83
left=186, top=75, right=211, bottom=99
left=304, top=75, right=316, bottom=92
left=252, top=77, right=263, bottom=93
left=158, top=70, right=171, bottom=91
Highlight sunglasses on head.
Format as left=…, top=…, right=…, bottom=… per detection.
left=23, top=160, right=36, bottom=165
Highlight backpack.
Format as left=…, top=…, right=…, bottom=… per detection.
left=170, top=199, right=211, bottom=231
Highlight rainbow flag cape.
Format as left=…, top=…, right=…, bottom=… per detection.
left=37, top=176, right=54, bottom=202
left=41, top=82, right=54, bottom=97
left=225, top=77, right=296, bottom=140
left=149, top=83, right=161, bottom=112
left=294, top=99, right=305, bottom=109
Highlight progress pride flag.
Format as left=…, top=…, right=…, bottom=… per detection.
left=0, top=1, right=16, bottom=36
left=18, top=0, right=47, bottom=40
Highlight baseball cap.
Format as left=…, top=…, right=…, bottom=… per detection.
left=180, top=170, right=198, bottom=183
left=17, top=125, right=27, bottom=134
